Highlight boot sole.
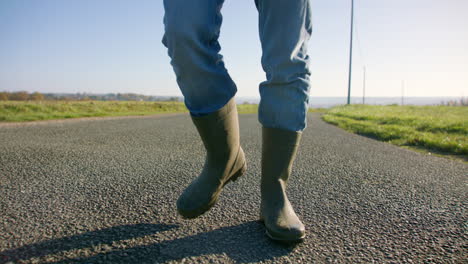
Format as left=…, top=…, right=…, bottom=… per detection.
left=265, top=228, right=305, bottom=244
left=179, top=160, right=247, bottom=219
left=258, top=219, right=306, bottom=243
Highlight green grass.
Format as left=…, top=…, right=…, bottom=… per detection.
left=0, top=100, right=331, bottom=122
left=322, top=105, right=468, bottom=159
left=237, top=103, right=258, bottom=114
left=0, top=100, right=189, bottom=122
left=0, top=100, right=266, bottom=122
left=309, top=108, right=327, bottom=113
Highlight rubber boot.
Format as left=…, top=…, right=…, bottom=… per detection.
left=177, top=98, right=247, bottom=219
left=260, top=127, right=305, bottom=242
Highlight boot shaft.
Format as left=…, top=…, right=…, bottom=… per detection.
left=261, top=127, right=302, bottom=183
left=260, top=126, right=306, bottom=242
left=191, top=98, right=240, bottom=160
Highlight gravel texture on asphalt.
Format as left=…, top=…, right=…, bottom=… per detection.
left=0, top=113, right=466, bottom=264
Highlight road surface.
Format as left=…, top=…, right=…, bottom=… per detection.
left=0, top=113, right=466, bottom=263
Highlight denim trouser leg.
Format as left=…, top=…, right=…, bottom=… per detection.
left=256, top=0, right=312, bottom=132
left=162, top=1, right=312, bottom=130
left=162, top=0, right=237, bottom=116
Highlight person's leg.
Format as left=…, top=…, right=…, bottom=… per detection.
left=162, top=0, right=246, bottom=219
left=162, top=0, right=237, bottom=115
left=255, top=0, right=312, bottom=131
left=255, top=0, right=312, bottom=242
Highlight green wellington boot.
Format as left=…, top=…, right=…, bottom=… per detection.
left=260, top=127, right=305, bottom=242
left=177, top=98, right=247, bottom=219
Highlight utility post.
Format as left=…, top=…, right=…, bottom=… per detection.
left=362, top=66, right=366, bottom=104
left=347, top=0, right=354, bottom=105
left=401, top=80, right=405, bottom=106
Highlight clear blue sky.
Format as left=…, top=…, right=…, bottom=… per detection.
left=1, top=0, right=467, bottom=98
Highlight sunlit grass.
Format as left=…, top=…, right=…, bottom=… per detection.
left=322, top=105, right=467, bottom=158
left=309, top=108, right=327, bottom=113
left=0, top=100, right=267, bottom=122
left=236, top=103, right=258, bottom=114
left=0, top=101, right=189, bottom=122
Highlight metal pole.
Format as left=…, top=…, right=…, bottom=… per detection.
left=401, top=80, right=405, bottom=106
left=347, top=0, right=354, bottom=105
left=362, top=66, right=366, bottom=104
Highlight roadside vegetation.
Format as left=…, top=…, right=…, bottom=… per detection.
left=0, top=100, right=188, bottom=122
left=0, top=100, right=266, bottom=122
left=0, top=97, right=334, bottom=122
left=237, top=103, right=258, bottom=114
left=309, top=108, right=327, bottom=113
left=322, top=105, right=467, bottom=159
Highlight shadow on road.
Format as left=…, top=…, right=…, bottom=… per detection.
left=0, top=223, right=176, bottom=264
left=2, top=221, right=296, bottom=264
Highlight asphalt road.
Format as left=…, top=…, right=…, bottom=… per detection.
left=0, top=113, right=466, bottom=264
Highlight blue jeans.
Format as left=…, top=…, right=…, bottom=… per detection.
left=162, top=0, right=312, bottom=132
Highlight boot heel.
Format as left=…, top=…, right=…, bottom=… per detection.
left=224, top=146, right=246, bottom=185
left=230, top=162, right=246, bottom=182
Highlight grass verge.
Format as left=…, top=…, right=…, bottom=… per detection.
left=0, top=101, right=331, bottom=122
left=0, top=101, right=189, bottom=122
left=322, top=105, right=467, bottom=161
left=309, top=108, right=327, bottom=113
left=0, top=100, right=266, bottom=122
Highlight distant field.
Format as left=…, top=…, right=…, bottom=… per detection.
left=0, top=101, right=189, bottom=122
left=322, top=105, right=467, bottom=159
left=0, top=100, right=332, bottom=123
left=0, top=100, right=266, bottom=122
